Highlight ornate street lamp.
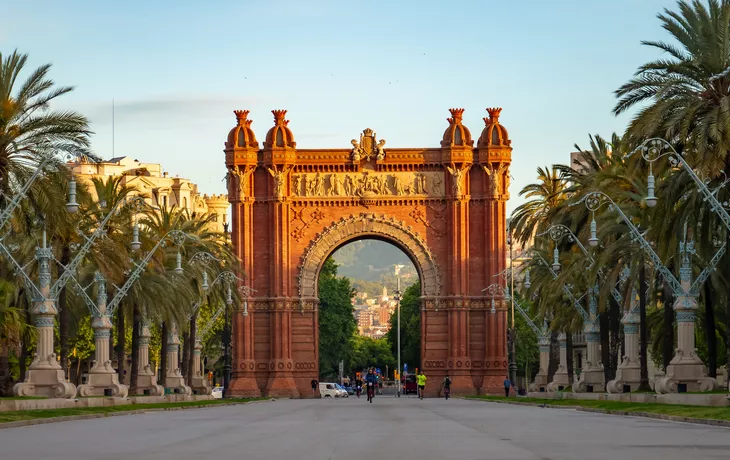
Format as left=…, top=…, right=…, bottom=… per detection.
left=2, top=182, right=150, bottom=397
left=574, top=191, right=724, bottom=393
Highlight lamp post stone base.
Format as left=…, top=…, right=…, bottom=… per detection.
left=13, top=367, right=76, bottom=399
left=77, top=365, right=128, bottom=398
left=546, top=333, right=569, bottom=393
left=572, top=367, right=605, bottom=393
left=654, top=352, right=718, bottom=393
left=655, top=286, right=718, bottom=394
left=13, top=313, right=76, bottom=398
left=546, top=370, right=570, bottom=393
left=528, top=373, right=548, bottom=392
left=529, top=339, right=550, bottom=392
left=190, top=343, right=210, bottom=395
left=135, top=370, right=165, bottom=396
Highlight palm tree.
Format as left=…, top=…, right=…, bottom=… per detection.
left=510, top=166, right=568, bottom=246
left=0, top=50, right=93, bottom=192
left=614, top=0, right=730, bottom=377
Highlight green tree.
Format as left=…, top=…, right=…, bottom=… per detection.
left=318, top=257, right=356, bottom=377
left=512, top=300, right=540, bottom=383
left=0, top=49, right=93, bottom=191
left=613, top=0, right=730, bottom=376
left=349, top=335, right=395, bottom=374
left=386, top=281, right=421, bottom=370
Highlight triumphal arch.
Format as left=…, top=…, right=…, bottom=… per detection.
left=223, top=107, right=512, bottom=397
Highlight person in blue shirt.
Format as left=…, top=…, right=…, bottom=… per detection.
left=365, top=369, right=378, bottom=403
left=503, top=376, right=512, bottom=397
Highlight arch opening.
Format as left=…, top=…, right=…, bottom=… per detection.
left=297, top=214, right=441, bottom=301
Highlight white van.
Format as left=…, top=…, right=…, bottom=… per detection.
left=318, top=382, right=341, bottom=398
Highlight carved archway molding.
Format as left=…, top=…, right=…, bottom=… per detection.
left=297, top=213, right=442, bottom=299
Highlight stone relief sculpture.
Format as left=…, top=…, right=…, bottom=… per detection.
left=376, top=139, right=386, bottom=161
left=293, top=174, right=302, bottom=196
left=344, top=175, right=355, bottom=196
left=351, top=128, right=386, bottom=162
left=414, top=173, right=427, bottom=195
left=301, top=175, right=309, bottom=197
left=329, top=174, right=343, bottom=196
left=351, top=139, right=362, bottom=161
left=290, top=171, right=445, bottom=198
left=483, top=163, right=509, bottom=196
left=307, top=172, right=324, bottom=196
left=446, top=165, right=468, bottom=196
left=431, top=174, right=443, bottom=196
left=225, top=167, right=251, bottom=200
left=267, top=167, right=287, bottom=198
left=393, top=175, right=404, bottom=196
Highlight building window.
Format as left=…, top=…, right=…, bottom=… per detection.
left=162, top=196, right=167, bottom=208
left=182, top=197, right=188, bottom=209
left=276, top=129, right=284, bottom=147
left=454, top=128, right=462, bottom=145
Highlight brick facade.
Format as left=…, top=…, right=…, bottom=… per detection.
left=224, top=108, right=512, bottom=397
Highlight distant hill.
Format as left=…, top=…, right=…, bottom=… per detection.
left=330, top=240, right=418, bottom=297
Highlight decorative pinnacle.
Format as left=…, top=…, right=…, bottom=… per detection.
left=234, top=110, right=250, bottom=125
left=272, top=109, right=288, bottom=124
left=486, top=107, right=502, bottom=123
left=448, top=108, right=465, bottom=123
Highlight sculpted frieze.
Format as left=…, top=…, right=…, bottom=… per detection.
left=291, top=171, right=445, bottom=198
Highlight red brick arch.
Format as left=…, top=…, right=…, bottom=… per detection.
left=224, top=108, right=512, bottom=398
left=297, top=213, right=441, bottom=300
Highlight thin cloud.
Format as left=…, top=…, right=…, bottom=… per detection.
left=62, top=95, right=289, bottom=124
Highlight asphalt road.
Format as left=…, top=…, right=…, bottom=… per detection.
left=1, top=396, right=729, bottom=460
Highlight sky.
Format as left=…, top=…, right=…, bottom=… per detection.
left=3, top=0, right=677, bottom=213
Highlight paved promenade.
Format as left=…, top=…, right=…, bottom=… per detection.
left=1, top=396, right=728, bottom=459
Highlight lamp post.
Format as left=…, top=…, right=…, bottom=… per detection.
left=575, top=191, right=721, bottom=393
left=184, top=262, right=246, bottom=396
left=483, top=283, right=549, bottom=392
left=394, top=272, right=402, bottom=398
left=1, top=169, right=150, bottom=397
left=536, top=223, right=629, bottom=393
left=67, top=226, right=192, bottom=397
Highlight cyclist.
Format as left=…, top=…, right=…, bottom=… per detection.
left=417, top=370, right=427, bottom=400
left=365, top=369, right=378, bottom=403
left=442, top=373, right=451, bottom=400
left=355, top=376, right=363, bottom=398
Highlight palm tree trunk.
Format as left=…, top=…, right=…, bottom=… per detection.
left=181, top=330, right=190, bottom=384
left=566, top=331, right=574, bottom=384
left=129, top=305, right=140, bottom=394
left=638, top=262, right=650, bottom=390
left=704, top=282, right=717, bottom=377
left=116, top=308, right=126, bottom=384
left=610, top=298, right=621, bottom=381
left=548, top=330, right=558, bottom=380
left=726, top=293, right=730, bottom=378
left=187, top=312, right=197, bottom=385
left=19, top=294, right=31, bottom=382
left=662, top=279, right=674, bottom=371
left=160, top=321, right=168, bottom=387
left=58, top=245, right=71, bottom=380
left=0, top=351, right=10, bottom=397
left=600, top=309, right=610, bottom=382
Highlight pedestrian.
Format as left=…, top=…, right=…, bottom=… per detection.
left=503, top=376, right=511, bottom=397
left=417, top=370, right=427, bottom=399
left=311, top=378, right=318, bottom=397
